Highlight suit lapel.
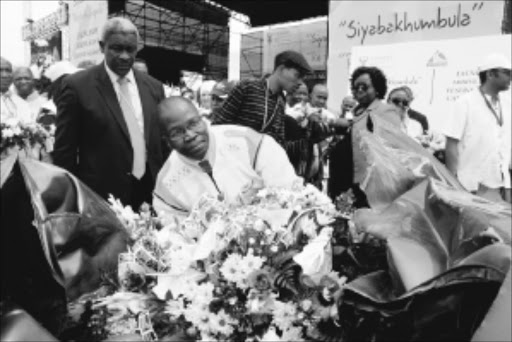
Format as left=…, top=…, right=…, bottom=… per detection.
left=95, top=65, right=130, bottom=143
left=133, top=71, right=152, bottom=144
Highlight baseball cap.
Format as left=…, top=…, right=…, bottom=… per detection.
left=44, top=61, right=82, bottom=82
left=275, top=50, right=313, bottom=74
left=211, top=80, right=236, bottom=99
left=478, top=53, right=512, bottom=72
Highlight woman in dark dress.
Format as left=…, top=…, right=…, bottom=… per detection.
left=328, top=66, right=398, bottom=206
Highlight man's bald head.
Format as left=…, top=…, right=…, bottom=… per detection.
left=158, top=96, right=199, bottom=126
left=13, top=67, right=35, bottom=98
left=159, top=96, right=209, bottom=160
left=0, top=57, right=13, bottom=94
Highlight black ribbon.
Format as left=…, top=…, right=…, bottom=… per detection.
left=479, top=87, right=503, bottom=126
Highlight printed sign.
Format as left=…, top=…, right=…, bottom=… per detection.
left=264, top=18, right=327, bottom=73
left=328, top=0, right=505, bottom=112
left=349, top=34, right=511, bottom=131
left=68, top=0, right=108, bottom=66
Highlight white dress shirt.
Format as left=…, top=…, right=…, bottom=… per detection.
left=23, top=90, right=47, bottom=122
left=443, top=89, right=511, bottom=191
left=1, top=90, right=33, bottom=123
left=104, top=63, right=144, bottom=133
left=401, top=113, right=424, bottom=141
left=153, top=124, right=299, bottom=217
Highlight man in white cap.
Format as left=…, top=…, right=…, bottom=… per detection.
left=444, top=53, right=512, bottom=202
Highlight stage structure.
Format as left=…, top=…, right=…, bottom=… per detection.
left=22, top=0, right=249, bottom=85
left=108, top=0, right=248, bottom=84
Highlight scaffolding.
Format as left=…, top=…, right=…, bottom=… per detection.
left=109, top=0, right=233, bottom=80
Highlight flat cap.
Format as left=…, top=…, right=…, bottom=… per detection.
left=275, top=50, right=313, bottom=74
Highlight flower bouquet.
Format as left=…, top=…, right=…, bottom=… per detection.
left=61, top=183, right=388, bottom=341
left=0, top=118, right=54, bottom=160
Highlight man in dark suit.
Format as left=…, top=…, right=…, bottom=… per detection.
left=53, top=17, right=166, bottom=210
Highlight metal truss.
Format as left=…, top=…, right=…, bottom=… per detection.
left=110, top=0, right=230, bottom=78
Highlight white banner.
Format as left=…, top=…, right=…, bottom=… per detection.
left=349, top=34, right=512, bottom=132
left=328, top=0, right=505, bottom=112
left=263, top=17, right=327, bottom=73
left=68, top=0, right=108, bottom=66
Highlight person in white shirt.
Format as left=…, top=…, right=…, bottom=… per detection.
left=13, top=67, right=47, bottom=122
left=308, top=83, right=337, bottom=122
left=387, top=87, right=424, bottom=141
left=1, top=57, right=32, bottom=123
left=153, top=96, right=299, bottom=217
left=444, top=53, right=512, bottom=202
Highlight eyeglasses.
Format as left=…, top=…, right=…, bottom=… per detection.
left=391, top=98, right=410, bottom=107
left=168, top=116, right=204, bottom=141
left=352, top=83, right=371, bottom=92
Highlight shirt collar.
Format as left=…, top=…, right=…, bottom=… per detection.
left=104, top=61, right=136, bottom=85
left=262, top=76, right=284, bottom=97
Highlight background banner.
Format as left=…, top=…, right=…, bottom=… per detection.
left=68, top=0, right=108, bottom=66
left=349, top=34, right=511, bottom=132
left=327, top=0, right=505, bottom=113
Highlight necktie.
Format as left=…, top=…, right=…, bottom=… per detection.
left=117, top=77, right=146, bottom=179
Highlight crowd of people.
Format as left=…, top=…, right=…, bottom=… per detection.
left=1, top=16, right=511, bottom=216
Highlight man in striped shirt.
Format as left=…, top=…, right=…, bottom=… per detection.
left=211, top=51, right=334, bottom=164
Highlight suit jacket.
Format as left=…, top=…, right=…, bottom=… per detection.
left=53, top=63, right=166, bottom=205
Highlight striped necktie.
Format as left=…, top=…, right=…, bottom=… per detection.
left=117, top=77, right=146, bottom=179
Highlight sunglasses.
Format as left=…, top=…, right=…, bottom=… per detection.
left=352, top=83, right=371, bottom=92
left=391, top=98, right=410, bottom=107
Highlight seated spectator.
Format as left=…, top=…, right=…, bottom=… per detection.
left=308, top=83, right=337, bottom=123
left=387, top=87, right=423, bottom=141
left=210, top=80, right=236, bottom=115
left=198, top=80, right=216, bottom=117
left=153, top=97, right=299, bottom=216
left=402, top=86, right=429, bottom=133
left=1, top=57, right=32, bottom=123
left=133, top=58, right=149, bottom=74
left=340, top=95, right=357, bottom=120
left=12, top=67, right=47, bottom=122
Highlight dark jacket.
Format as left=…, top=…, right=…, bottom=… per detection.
left=408, top=108, right=429, bottom=132
left=53, top=63, right=166, bottom=205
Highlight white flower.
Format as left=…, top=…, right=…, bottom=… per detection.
left=219, top=253, right=245, bottom=285
left=240, top=253, right=264, bottom=273
left=254, top=219, right=265, bottom=231
left=2, top=128, right=14, bottom=138
left=300, top=299, right=312, bottom=312
left=261, top=326, right=281, bottom=341
left=281, top=326, right=304, bottom=341
left=184, top=282, right=215, bottom=304
left=272, top=301, right=297, bottom=331
left=183, top=303, right=212, bottom=334
left=209, top=309, right=237, bottom=336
